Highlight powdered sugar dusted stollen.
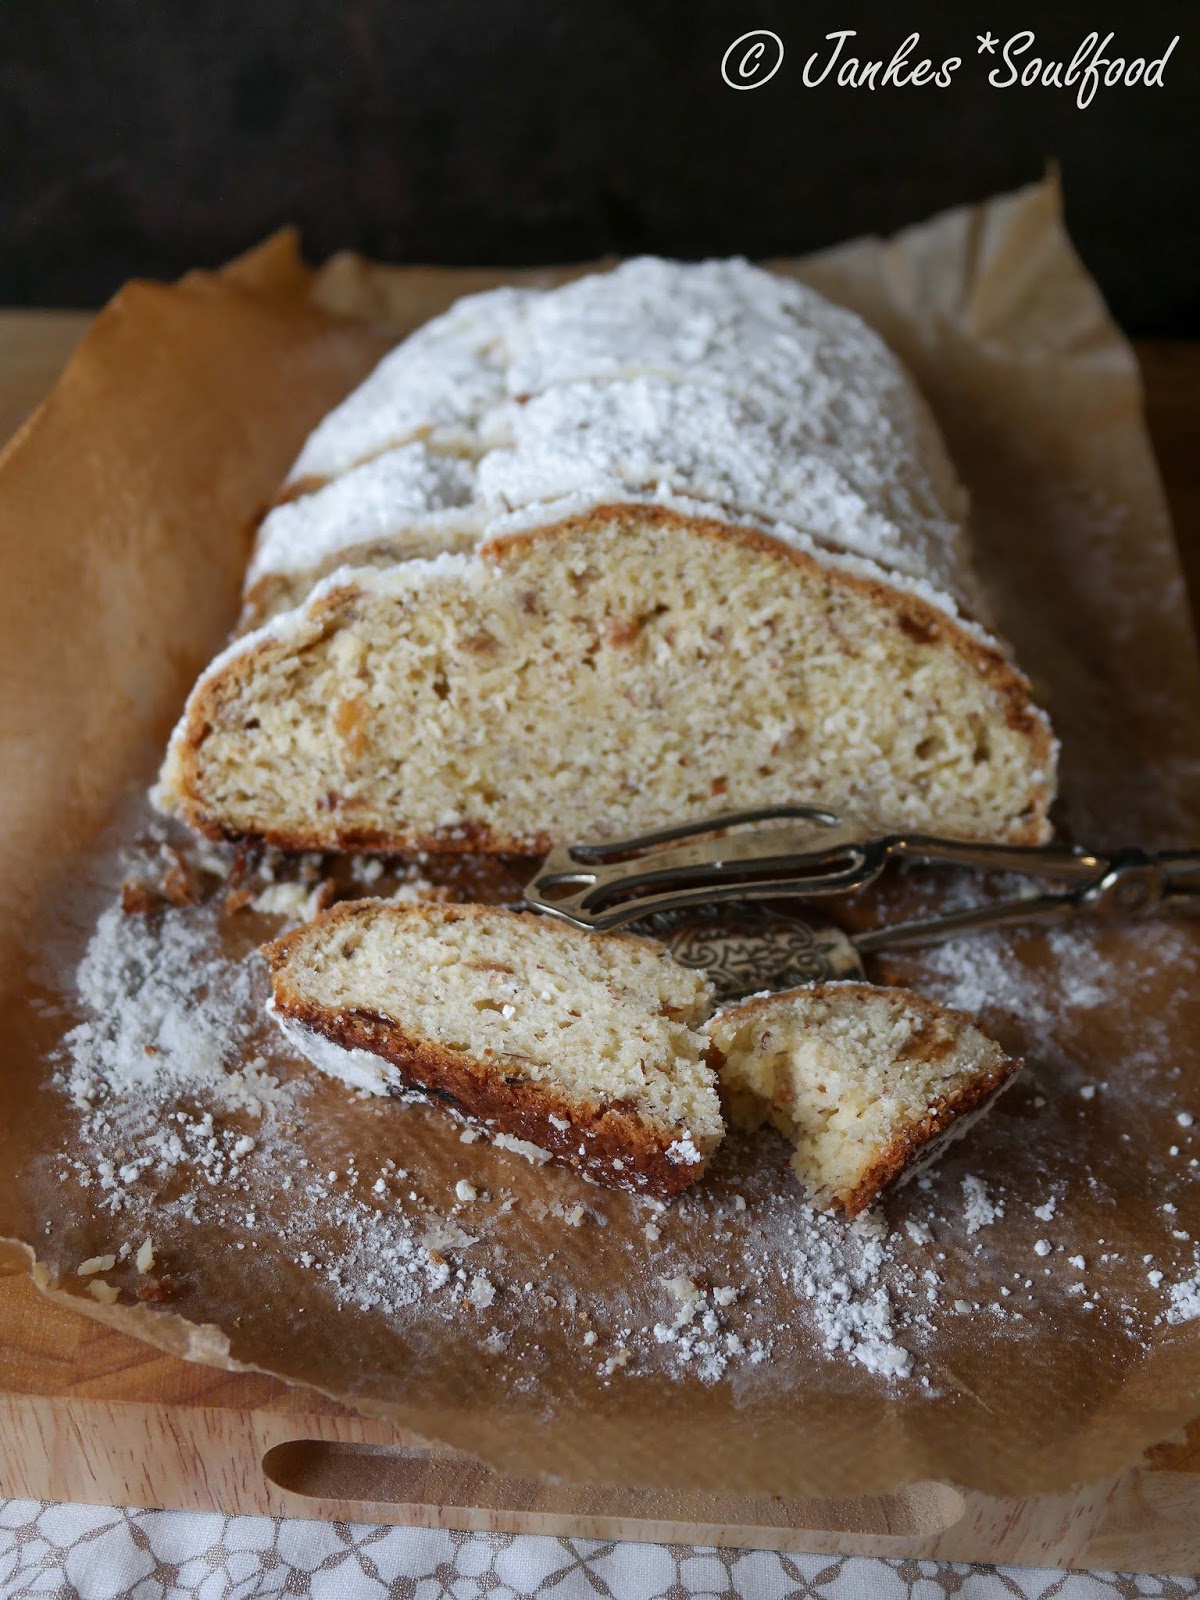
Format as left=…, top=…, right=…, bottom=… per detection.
left=244, top=445, right=482, bottom=626
left=160, top=255, right=1056, bottom=851
left=283, top=285, right=536, bottom=491
left=262, top=900, right=723, bottom=1198
left=478, top=378, right=980, bottom=613
left=504, top=256, right=967, bottom=555
left=707, top=983, right=1023, bottom=1217
left=254, top=257, right=982, bottom=622
left=155, top=508, right=1056, bottom=852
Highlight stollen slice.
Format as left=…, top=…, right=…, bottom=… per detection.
left=706, top=982, right=1022, bottom=1216
left=262, top=900, right=724, bottom=1198
left=155, top=509, right=1055, bottom=853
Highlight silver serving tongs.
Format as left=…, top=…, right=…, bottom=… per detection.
left=525, top=804, right=1200, bottom=952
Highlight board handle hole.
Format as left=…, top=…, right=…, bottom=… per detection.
left=263, top=1441, right=964, bottom=1537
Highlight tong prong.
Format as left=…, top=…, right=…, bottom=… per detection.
left=535, top=861, right=880, bottom=933
left=853, top=890, right=1080, bottom=954
left=563, top=803, right=842, bottom=863
left=884, top=833, right=1104, bottom=883
left=532, top=838, right=873, bottom=930
left=1152, top=850, right=1200, bottom=908
left=531, top=806, right=871, bottom=930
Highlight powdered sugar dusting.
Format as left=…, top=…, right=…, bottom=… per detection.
left=286, top=286, right=535, bottom=484
left=789, top=1211, right=914, bottom=1379
left=962, top=1175, right=1003, bottom=1234
left=62, top=900, right=283, bottom=1119
left=477, top=377, right=978, bottom=612
left=898, top=917, right=1182, bottom=1042
left=250, top=444, right=480, bottom=584
left=34, top=821, right=1200, bottom=1408
left=1167, top=1265, right=1200, bottom=1325
left=45, top=842, right=940, bottom=1390
left=270, top=257, right=981, bottom=619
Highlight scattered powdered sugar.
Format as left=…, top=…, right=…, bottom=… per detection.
left=1166, top=1263, right=1200, bottom=1326
left=61, top=900, right=282, bottom=1118
left=468, top=1273, right=497, bottom=1309
left=287, top=1175, right=443, bottom=1317
left=48, top=857, right=933, bottom=1391
left=39, top=828, right=1200, bottom=1405
left=650, top=1276, right=769, bottom=1384
left=904, top=921, right=1112, bottom=1030
left=787, top=1210, right=914, bottom=1379
left=53, top=890, right=300, bottom=1237
left=491, top=1132, right=552, bottom=1165
left=962, top=1175, right=1003, bottom=1234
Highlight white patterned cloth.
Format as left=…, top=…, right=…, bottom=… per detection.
left=0, top=1502, right=1196, bottom=1599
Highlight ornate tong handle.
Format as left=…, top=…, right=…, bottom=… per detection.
left=526, top=804, right=1200, bottom=940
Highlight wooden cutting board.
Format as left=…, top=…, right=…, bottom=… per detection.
left=2, top=313, right=1199, bottom=1574
left=3, top=1268, right=1199, bottom=1569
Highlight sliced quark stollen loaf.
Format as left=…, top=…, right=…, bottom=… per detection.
left=262, top=901, right=722, bottom=1198
left=706, top=983, right=1023, bottom=1217
left=161, top=254, right=1057, bottom=848
left=156, top=508, right=1055, bottom=852
left=242, top=257, right=983, bottom=626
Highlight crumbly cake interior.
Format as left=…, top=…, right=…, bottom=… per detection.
left=167, top=514, right=1051, bottom=849
left=708, top=985, right=1016, bottom=1213
left=273, top=904, right=720, bottom=1142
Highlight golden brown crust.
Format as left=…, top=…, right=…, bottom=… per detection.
left=707, top=981, right=1024, bottom=1219
left=175, top=809, right=551, bottom=858
left=263, top=902, right=714, bottom=1200
left=272, top=473, right=326, bottom=505
left=168, top=503, right=1056, bottom=853
left=833, top=1059, right=1019, bottom=1218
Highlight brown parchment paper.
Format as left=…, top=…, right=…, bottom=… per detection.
left=3, top=176, right=1200, bottom=1501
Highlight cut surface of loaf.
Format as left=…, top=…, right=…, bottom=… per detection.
left=707, top=983, right=1022, bottom=1216
left=158, top=509, right=1055, bottom=852
left=263, top=901, right=722, bottom=1197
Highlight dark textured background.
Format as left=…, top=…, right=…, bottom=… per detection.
left=0, top=0, right=1195, bottom=333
